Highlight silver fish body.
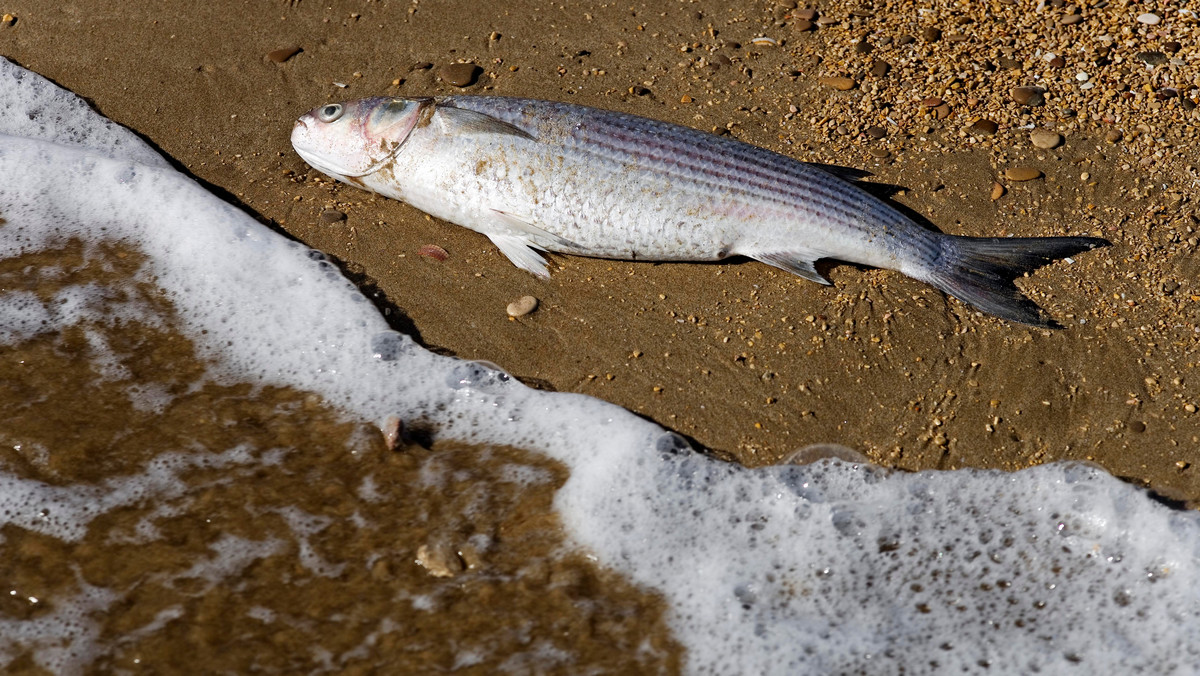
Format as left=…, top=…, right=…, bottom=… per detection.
left=291, top=96, right=1107, bottom=327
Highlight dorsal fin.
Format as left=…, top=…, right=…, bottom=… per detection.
left=435, top=104, right=535, bottom=140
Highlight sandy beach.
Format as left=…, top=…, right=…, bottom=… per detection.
left=4, top=0, right=1200, bottom=670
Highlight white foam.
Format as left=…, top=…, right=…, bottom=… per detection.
left=2, top=58, right=1200, bottom=673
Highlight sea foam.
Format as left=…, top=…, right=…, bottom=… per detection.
left=2, top=58, right=1199, bottom=673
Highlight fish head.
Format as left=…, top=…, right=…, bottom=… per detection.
left=291, top=97, right=428, bottom=180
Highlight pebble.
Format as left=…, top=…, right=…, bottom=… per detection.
left=865, top=125, right=887, bottom=139
left=920, top=96, right=944, bottom=107
left=319, top=208, right=346, bottom=223
left=417, top=244, right=449, bottom=261
left=267, top=46, right=302, bottom=63
left=1136, top=12, right=1161, bottom=25
left=1005, top=167, right=1043, bottom=181
left=507, top=295, right=539, bottom=317
left=794, top=19, right=814, bottom=31
left=794, top=8, right=816, bottom=20
left=1104, top=129, right=1123, bottom=143
left=921, top=26, right=942, bottom=42
left=868, top=147, right=891, bottom=159
left=439, top=63, right=481, bottom=87
left=1165, top=41, right=1182, bottom=54
left=869, top=60, right=891, bottom=77
left=1, top=13, right=14, bottom=27
left=990, top=182, right=1006, bottom=200
left=854, top=40, right=873, bottom=55
left=1048, top=55, right=1066, bottom=68
left=1030, top=128, right=1062, bottom=149
left=969, top=119, right=999, bottom=135
left=1136, top=51, right=1168, bottom=66
left=1011, top=86, right=1046, bottom=106
left=1060, top=13, right=1083, bottom=25
left=820, top=76, right=856, bottom=91
left=411, top=61, right=434, bottom=71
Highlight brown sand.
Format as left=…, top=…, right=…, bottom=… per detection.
left=3, top=0, right=1200, bottom=666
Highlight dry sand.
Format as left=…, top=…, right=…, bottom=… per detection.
left=3, top=0, right=1200, bottom=667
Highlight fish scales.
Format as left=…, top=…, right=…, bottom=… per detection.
left=436, top=96, right=898, bottom=264
left=452, top=96, right=879, bottom=232
left=291, top=95, right=1108, bottom=327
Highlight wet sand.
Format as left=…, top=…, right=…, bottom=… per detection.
left=3, top=0, right=1200, bottom=668
left=6, top=0, right=1200, bottom=494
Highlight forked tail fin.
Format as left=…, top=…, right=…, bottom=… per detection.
left=926, top=235, right=1110, bottom=328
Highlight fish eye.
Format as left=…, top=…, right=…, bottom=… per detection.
left=317, top=104, right=343, bottom=123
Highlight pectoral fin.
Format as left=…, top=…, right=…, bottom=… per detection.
left=436, top=105, right=535, bottom=140
left=753, top=251, right=831, bottom=285
left=487, top=233, right=551, bottom=278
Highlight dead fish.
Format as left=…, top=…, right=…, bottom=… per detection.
left=290, top=96, right=1108, bottom=327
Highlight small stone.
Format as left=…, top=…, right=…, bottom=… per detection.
left=1136, top=51, right=1168, bottom=66
left=1130, top=420, right=1147, bottom=433
left=896, top=34, right=914, bottom=45
left=920, top=96, right=944, bottom=107
left=416, top=543, right=464, bottom=578
left=921, top=26, right=942, bottom=42
left=1, top=13, right=14, bottom=27
left=868, top=147, right=891, bottom=159
left=794, top=8, right=817, bottom=20
left=998, top=56, right=1023, bottom=70
left=793, top=19, right=814, bottom=31
left=507, top=295, right=539, bottom=317
left=439, top=63, right=482, bottom=87
left=869, top=60, right=891, bottom=77
left=1048, top=55, right=1066, bottom=68
left=320, top=208, right=346, bottom=223
left=1136, top=12, right=1161, bottom=25
left=990, top=182, right=1005, bottom=201
left=267, top=46, right=302, bottom=63
left=854, top=40, right=873, bottom=54
left=933, top=104, right=951, bottom=120
left=411, top=61, right=434, bottom=71
left=1060, top=13, right=1083, bottom=25
left=1005, top=167, right=1043, bottom=182
left=819, top=76, right=856, bottom=91
left=1030, top=128, right=1062, bottom=149
left=1010, top=86, right=1046, bottom=106
left=1104, top=129, right=1123, bottom=143
left=865, top=126, right=886, bottom=139
left=969, top=119, right=999, bottom=135
left=1164, top=41, right=1182, bottom=54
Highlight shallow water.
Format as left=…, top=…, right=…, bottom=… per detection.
left=0, top=240, right=680, bottom=674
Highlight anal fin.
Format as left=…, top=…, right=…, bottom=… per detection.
left=753, top=251, right=831, bottom=285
